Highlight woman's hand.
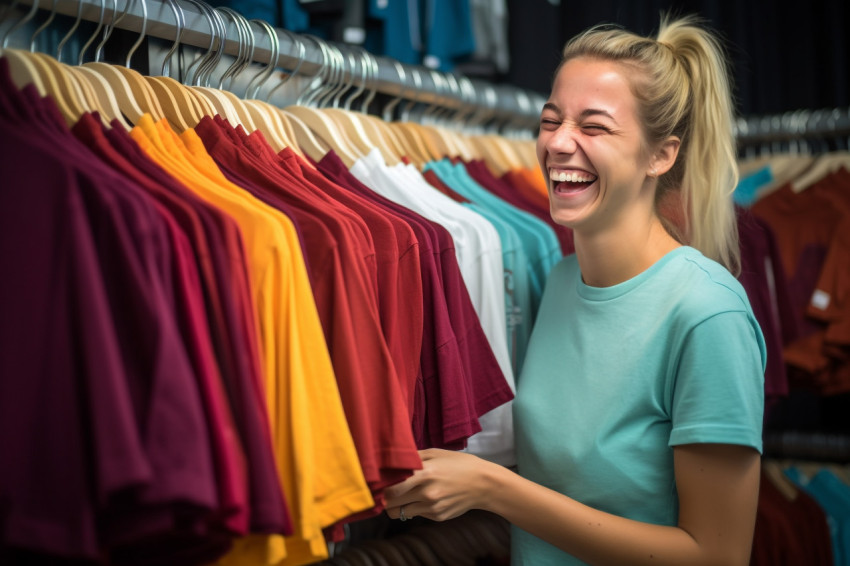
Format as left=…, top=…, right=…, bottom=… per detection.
left=384, top=448, right=500, bottom=522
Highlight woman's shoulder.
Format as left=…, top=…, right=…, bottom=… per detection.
left=664, top=247, right=753, bottom=317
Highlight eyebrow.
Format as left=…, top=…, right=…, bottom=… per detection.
left=541, top=103, right=619, bottom=125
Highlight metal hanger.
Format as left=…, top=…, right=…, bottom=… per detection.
left=389, top=66, right=434, bottom=168
left=81, top=0, right=152, bottom=123
left=1, top=0, right=91, bottom=124
left=70, top=0, right=135, bottom=128
left=258, top=27, right=327, bottom=158
left=187, top=4, right=248, bottom=124
left=284, top=33, right=358, bottom=166
left=136, top=0, right=203, bottom=130
left=239, top=17, right=293, bottom=151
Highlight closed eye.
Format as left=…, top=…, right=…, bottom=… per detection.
left=582, top=124, right=611, bottom=134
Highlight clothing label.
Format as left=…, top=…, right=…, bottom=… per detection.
left=811, top=289, right=830, bottom=310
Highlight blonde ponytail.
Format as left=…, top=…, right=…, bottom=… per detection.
left=561, top=15, right=741, bottom=275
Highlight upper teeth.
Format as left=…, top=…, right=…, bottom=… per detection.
left=553, top=171, right=595, bottom=183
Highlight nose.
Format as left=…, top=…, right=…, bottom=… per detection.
left=544, top=123, right=579, bottom=156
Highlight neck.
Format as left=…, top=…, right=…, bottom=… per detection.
left=574, top=215, right=680, bottom=288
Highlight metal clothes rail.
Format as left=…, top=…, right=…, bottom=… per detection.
left=735, top=107, right=850, bottom=147
left=2, top=0, right=547, bottom=131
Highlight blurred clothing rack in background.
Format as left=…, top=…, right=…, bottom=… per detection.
left=0, top=0, right=546, bottom=133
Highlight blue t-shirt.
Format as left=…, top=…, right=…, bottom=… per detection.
left=512, top=247, right=766, bottom=565
left=734, top=165, right=773, bottom=206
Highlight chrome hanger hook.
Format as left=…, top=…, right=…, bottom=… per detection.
left=328, top=44, right=354, bottom=109
left=215, top=7, right=253, bottom=90
left=122, top=0, right=147, bottom=68
left=192, top=0, right=225, bottom=87
left=382, top=61, right=406, bottom=122
left=244, top=18, right=278, bottom=99
left=2, top=0, right=39, bottom=49
left=296, top=34, right=329, bottom=107
left=30, top=0, right=57, bottom=52
left=95, top=0, right=127, bottom=62
left=266, top=27, right=304, bottom=103
left=56, top=0, right=86, bottom=62
left=399, top=67, right=422, bottom=122
left=359, top=49, right=378, bottom=114
left=76, top=0, right=108, bottom=63
left=181, top=0, right=216, bottom=86
left=160, top=0, right=184, bottom=76
left=342, top=47, right=367, bottom=112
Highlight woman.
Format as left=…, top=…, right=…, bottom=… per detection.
left=384, top=15, right=765, bottom=566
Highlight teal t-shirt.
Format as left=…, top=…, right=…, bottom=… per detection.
left=512, top=247, right=766, bottom=565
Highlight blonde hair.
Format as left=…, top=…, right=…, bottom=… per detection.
left=560, top=15, right=741, bottom=275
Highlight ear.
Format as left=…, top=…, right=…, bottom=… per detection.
left=648, top=135, right=681, bottom=177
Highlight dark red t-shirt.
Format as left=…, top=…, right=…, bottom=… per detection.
left=0, top=68, right=220, bottom=560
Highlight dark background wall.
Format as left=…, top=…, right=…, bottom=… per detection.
left=505, top=0, right=850, bottom=117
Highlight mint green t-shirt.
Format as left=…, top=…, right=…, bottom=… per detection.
left=512, top=247, right=766, bottom=565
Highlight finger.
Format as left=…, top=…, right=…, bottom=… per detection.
left=386, top=503, right=419, bottom=521
left=384, top=471, right=428, bottom=500
left=418, top=448, right=443, bottom=460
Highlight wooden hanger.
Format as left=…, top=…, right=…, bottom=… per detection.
left=388, top=67, right=438, bottom=168
left=84, top=62, right=154, bottom=122
left=9, top=48, right=91, bottom=125
left=283, top=83, right=361, bottom=165
left=221, top=18, right=294, bottom=153
left=467, top=135, right=510, bottom=176
left=362, top=113, right=408, bottom=161
left=792, top=150, right=850, bottom=192
left=83, top=3, right=168, bottom=124
left=315, top=44, right=402, bottom=164
left=72, top=65, right=132, bottom=128
left=145, top=74, right=199, bottom=131
left=282, top=107, right=342, bottom=164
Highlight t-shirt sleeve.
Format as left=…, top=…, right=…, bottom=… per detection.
left=669, top=310, right=766, bottom=452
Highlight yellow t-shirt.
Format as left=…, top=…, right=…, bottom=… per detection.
left=130, top=115, right=373, bottom=565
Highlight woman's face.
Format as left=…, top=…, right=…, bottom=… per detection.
left=537, top=57, right=654, bottom=235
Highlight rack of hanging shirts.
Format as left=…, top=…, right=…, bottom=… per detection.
left=0, top=1, right=568, bottom=564
left=732, top=111, right=850, bottom=566
left=733, top=106, right=850, bottom=399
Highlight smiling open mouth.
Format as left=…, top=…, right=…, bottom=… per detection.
left=550, top=170, right=597, bottom=193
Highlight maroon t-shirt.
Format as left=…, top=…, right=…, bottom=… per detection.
left=736, top=207, right=790, bottom=404
left=0, top=68, right=220, bottom=560
left=751, top=469, right=834, bottom=566
left=73, top=112, right=251, bottom=536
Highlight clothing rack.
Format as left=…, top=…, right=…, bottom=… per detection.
left=763, top=431, right=850, bottom=464
left=735, top=107, right=850, bottom=147
left=2, top=0, right=546, bottom=132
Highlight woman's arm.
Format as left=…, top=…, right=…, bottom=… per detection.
left=384, top=444, right=760, bottom=566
